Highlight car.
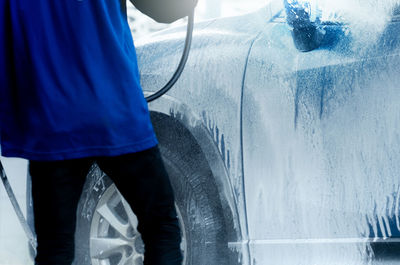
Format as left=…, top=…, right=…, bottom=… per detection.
left=2, top=0, right=400, bottom=264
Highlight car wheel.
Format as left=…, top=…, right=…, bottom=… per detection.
left=74, top=146, right=229, bottom=265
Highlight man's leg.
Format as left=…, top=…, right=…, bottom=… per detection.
left=29, top=159, right=92, bottom=265
left=97, top=146, right=182, bottom=265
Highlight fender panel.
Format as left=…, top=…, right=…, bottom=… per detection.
left=147, top=94, right=249, bottom=264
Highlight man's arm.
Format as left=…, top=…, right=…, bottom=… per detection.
left=129, top=0, right=197, bottom=24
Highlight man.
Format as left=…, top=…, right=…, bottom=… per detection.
left=0, top=0, right=197, bottom=264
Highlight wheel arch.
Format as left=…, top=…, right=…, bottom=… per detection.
left=148, top=95, right=243, bottom=246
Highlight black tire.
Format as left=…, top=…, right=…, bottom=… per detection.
left=160, top=146, right=229, bottom=265
left=74, top=146, right=229, bottom=265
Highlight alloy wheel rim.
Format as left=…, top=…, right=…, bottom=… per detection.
left=89, top=183, right=187, bottom=265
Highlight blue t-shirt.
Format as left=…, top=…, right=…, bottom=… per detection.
left=0, top=0, right=158, bottom=161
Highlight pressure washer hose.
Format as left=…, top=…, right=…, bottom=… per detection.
left=145, top=9, right=195, bottom=102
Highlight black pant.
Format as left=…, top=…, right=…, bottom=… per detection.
left=29, top=146, right=182, bottom=265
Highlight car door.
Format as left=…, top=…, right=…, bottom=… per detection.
left=242, top=10, right=400, bottom=265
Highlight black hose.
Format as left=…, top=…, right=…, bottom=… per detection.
left=145, top=9, right=195, bottom=102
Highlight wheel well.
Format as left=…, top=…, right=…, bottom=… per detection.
left=150, top=111, right=239, bottom=244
